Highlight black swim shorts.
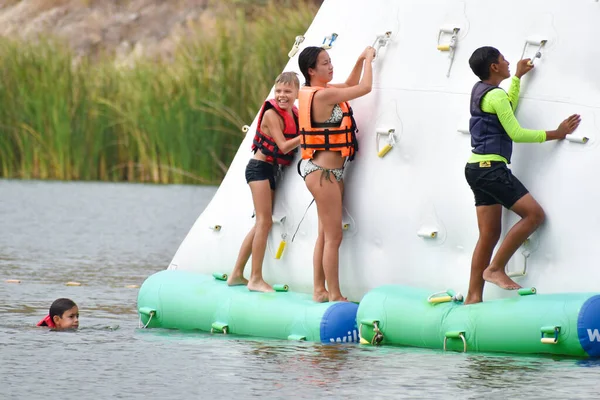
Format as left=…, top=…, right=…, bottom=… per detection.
left=464, top=161, right=529, bottom=208
left=245, top=159, right=277, bottom=190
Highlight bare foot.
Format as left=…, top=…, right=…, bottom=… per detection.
left=247, top=279, right=274, bottom=293
left=483, top=269, right=521, bottom=290
left=227, top=275, right=248, bottom=286
left=328, top=295, right=348, bottom=302
left=464, top=296, right=482, bottom=305
left=313, top=291, right=329, bottom=303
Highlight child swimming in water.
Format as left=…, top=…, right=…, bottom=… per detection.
left=37, top=298, right=79, bottom=330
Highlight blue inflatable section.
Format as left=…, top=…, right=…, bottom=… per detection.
left=320, top=302, right=359, bottom=343
left=577, top=295, right=600, bottom=357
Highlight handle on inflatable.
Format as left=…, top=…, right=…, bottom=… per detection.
left=213, top=272, right=228, bottom=281
left=273, top=284, right=289, bottom=292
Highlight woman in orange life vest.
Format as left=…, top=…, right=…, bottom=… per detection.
left=227, top=72, right=301, bottom=293
left=297, top=46, right=375, bottom=302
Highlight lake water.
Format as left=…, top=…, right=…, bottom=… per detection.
left=1, top=179, right=599, bottom=399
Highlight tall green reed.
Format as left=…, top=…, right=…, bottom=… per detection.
left=0, top=0, right=317, bottom=184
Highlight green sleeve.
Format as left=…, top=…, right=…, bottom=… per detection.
left=481, top=78, right=546, bottom=143
left=506, top=76, right=520, bottom=112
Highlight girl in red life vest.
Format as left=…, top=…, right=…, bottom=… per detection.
left=37, top=298, right=79, bottom=330
left=227, top=72, right=301, bottom=292
left=297, top=46, right=375, bottom=302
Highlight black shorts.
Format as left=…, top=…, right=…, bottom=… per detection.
left=245, top=159, right=276, bottom=190
left=464, top=161, right=529, bottom=208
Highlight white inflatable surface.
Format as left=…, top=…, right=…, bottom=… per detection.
left=168, top=0, right=600, bottom=301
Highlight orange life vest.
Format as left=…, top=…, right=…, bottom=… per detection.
left=298, top=86, right=358, bottom=161
left=37, top=315, right=56, bottom=328
left=251, top=99, right=299, bottom=166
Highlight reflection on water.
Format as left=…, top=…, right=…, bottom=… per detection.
left=245, top=342, right=354, bottom=389
left=456, top=355, right=548, bottom=393
left=1, top=179, right=600, bottom=400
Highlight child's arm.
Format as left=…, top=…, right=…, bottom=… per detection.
left=329, top=47, right=372, bottom=88
left=485, top=90, right=546, bottom=143
left=506, top=76, right=521, bottom=112
left=487, top=88, right=581, bottom=142
left=261, top=110, right=301, bottom=154
left=317, top=49, right=375, bottom=106
left=504, top=59, right=581, bottom=141
left=507, top=58, right=535, bottom=111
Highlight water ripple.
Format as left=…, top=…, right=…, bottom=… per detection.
left=1, top=179, right=599, bottom=400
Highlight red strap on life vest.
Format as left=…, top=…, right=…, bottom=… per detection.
left=37, top=315, right=56, bottom=328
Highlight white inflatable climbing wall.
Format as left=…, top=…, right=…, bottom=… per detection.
left=169, top=0, right=600, bottom=301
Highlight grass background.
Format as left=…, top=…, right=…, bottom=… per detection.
left=0, top=0, right=318, bottom=184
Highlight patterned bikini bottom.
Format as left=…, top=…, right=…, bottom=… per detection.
left=303, top=159, right=344, bottom=184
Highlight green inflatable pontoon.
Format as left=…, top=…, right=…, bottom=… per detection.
left=137, top=270, right=359, bottom=343
left=357, top=285, right=600, bottom=358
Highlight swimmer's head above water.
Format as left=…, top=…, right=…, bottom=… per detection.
left=37, top=298, right=79, bottom=330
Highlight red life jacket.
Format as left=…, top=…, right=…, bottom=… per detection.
left=252, top=99, right=299, bottom=166
left=37, top=315, right=56, bottom=328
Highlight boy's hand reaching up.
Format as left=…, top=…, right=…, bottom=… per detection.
left=515, top=58, right=534, bottom=79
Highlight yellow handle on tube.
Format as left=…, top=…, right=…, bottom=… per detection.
left=437, top=44, right=450, bottom=51
left=275, top=240, right=286, bottom=259
left=378, top=144, right=393, bottom=158
left=541, top=338, right=558, bottom=344
left=429, top=295, right=452, bottom=304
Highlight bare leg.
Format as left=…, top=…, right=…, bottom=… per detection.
left=247, top=180, right=275, bottom=292
left=464, top=205, right=502, bottom=304
left=312, top=219, right=328, bottom=302
left=227, top=225, right=254, bottom=286
left=483, top=193, right=545, bottom=289
left=312, top=179, right=344, bottom=302
left=306, top=173, right=346, bottom=302
left=337, top=179, right=346, bottom=301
